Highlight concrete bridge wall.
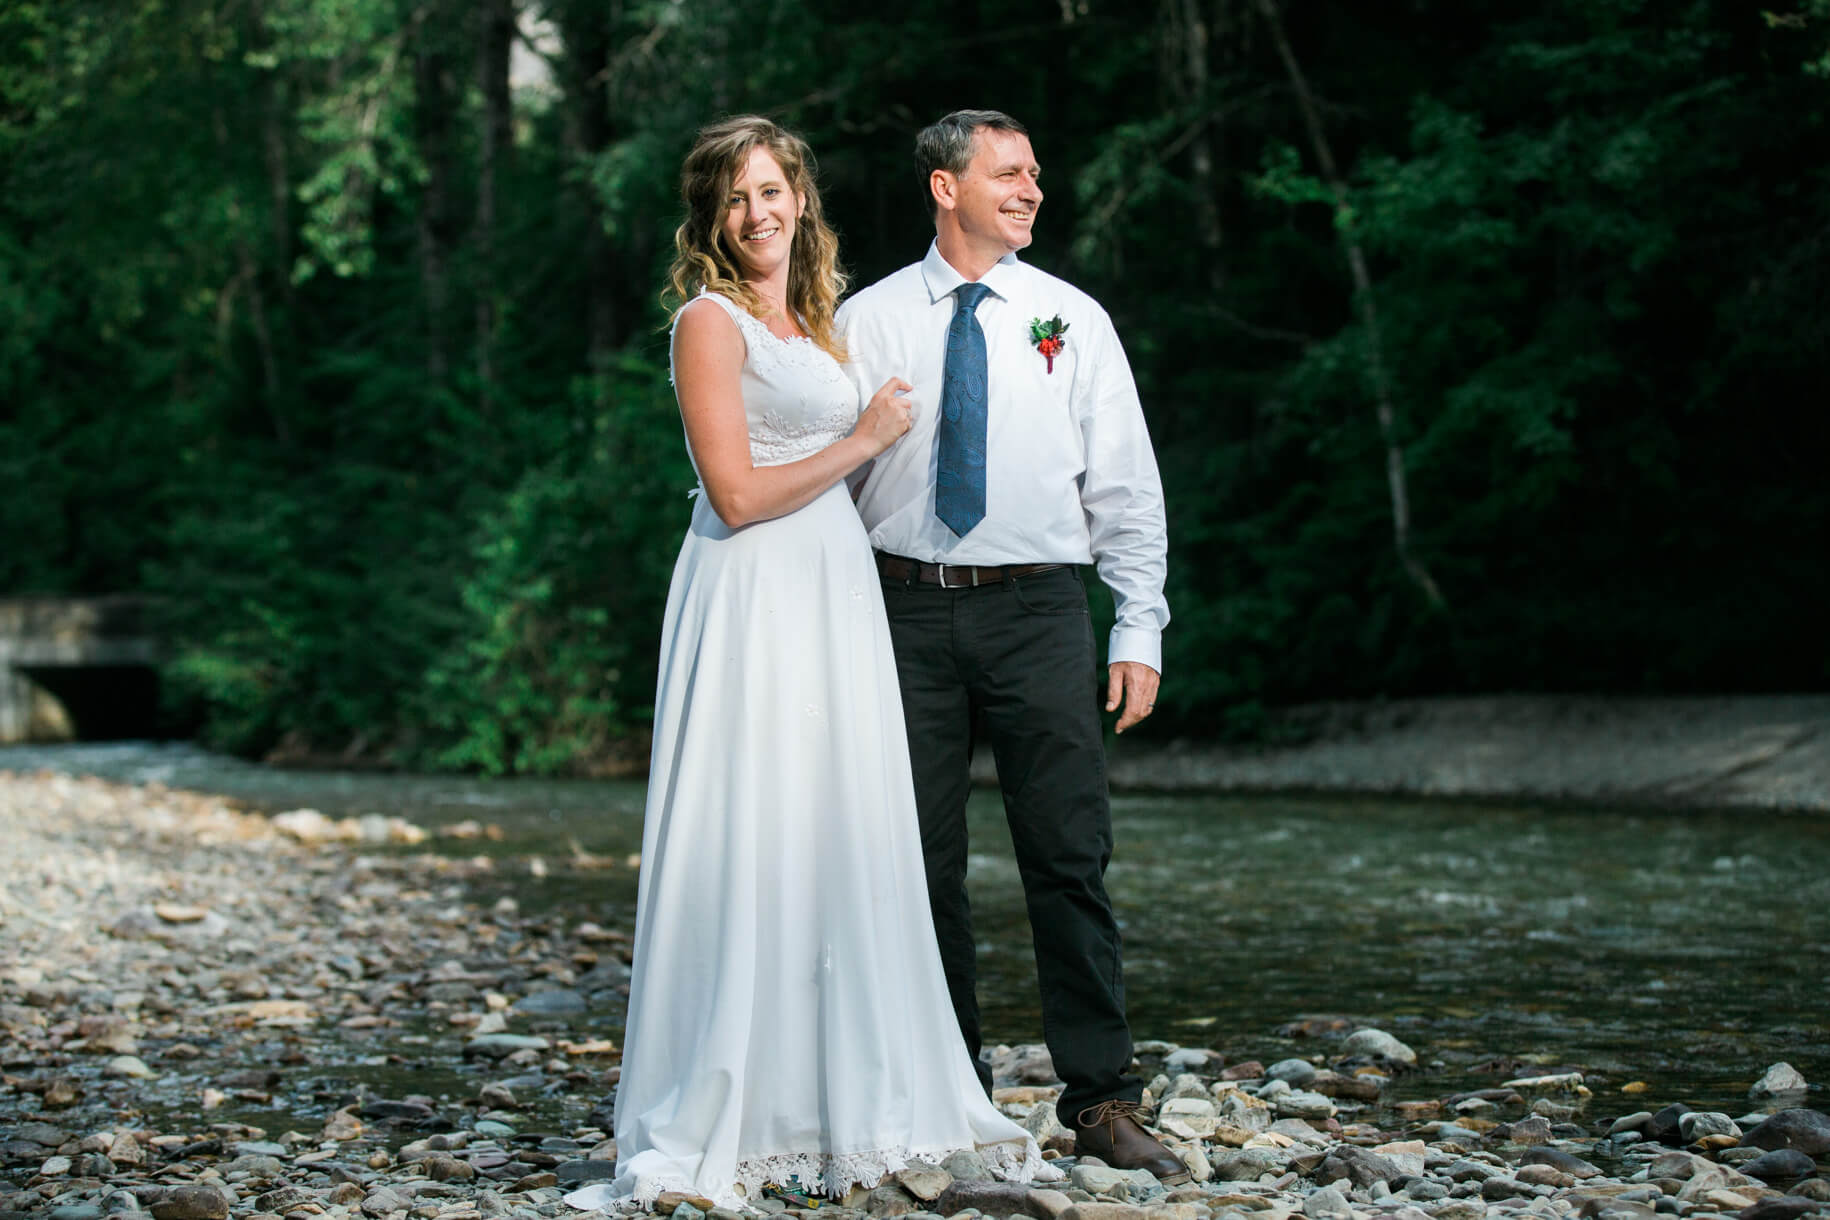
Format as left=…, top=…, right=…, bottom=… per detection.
left=0, top=597, right=159, bottom=743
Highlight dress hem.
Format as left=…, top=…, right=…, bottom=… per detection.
left=562, top=1135, right=1058, bottom=1214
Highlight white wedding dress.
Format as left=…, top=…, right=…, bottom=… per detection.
left=563, top=290, right=1050, bottom=1213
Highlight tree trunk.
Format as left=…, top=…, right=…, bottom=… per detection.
left=248, top=0, right=292, bottom=293
left=555, top=0, right=622, bottom=384
left=414, top=9, right=458, bottom=386
left=1252, top=0, right=1446, bottom=610
left=1171, top=0, right=1225, bottom=269
left=212, top=92, right=290, bottom=447
left=249, top=0, right=297, bottom=423
left=475, top=0, right=515, bottom=415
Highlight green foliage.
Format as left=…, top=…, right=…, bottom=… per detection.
left=421, top=358, right=692, bottom=775
left=5, top=0, right=1829, bottom=765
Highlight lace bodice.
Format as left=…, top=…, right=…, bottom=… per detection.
left=673, top=290, right=858, bottom=470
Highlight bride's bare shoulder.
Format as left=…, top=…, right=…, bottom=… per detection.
left=673, top=294, right=747, bottom=354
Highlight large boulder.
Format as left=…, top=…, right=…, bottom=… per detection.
left=1739, top=1149, right=1818, bottom=1183
left=1740, top=1109, right=1830, bottom=1157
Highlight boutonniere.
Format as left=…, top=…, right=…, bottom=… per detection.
left=1028, top=315, right=1069, bottom=373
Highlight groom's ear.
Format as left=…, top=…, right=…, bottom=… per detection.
left=930, top=170, right=958, bottom=214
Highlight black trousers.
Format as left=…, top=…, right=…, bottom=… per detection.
left=879, top=562, right=1143, bottom=1125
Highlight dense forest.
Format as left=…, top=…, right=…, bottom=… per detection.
left=3, top=0, right=1827, bottom=772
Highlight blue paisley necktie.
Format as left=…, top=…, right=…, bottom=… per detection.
left=936, top=282, right=992, bottom=537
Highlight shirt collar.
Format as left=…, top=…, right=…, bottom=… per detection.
left=920, top=241, right=1022, bottom=305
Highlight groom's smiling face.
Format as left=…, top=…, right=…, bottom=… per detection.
left=948, top=128, right=1043, bottom=262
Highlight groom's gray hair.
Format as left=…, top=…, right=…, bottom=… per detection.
left=916, top=110, right=1029, bottom=220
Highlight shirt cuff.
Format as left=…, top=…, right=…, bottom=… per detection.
left=1107, top=626, right=1162, bottom=674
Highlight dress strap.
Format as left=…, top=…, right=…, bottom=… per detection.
left=689, top=288, right=768, bottom=337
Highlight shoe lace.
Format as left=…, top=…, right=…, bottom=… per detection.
left=1076, top=1098, right=1140, bottom=1128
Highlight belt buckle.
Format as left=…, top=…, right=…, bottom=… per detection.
left=935, top=563, right=979, bottom=589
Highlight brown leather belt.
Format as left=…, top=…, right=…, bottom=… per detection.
left=875, top=552, right=1065, bottom=589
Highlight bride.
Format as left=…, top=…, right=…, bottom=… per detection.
left=562, top=115, right=1051, bottom=1213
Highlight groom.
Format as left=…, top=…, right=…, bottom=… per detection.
left=837, top=111, right=1178, bottom=1181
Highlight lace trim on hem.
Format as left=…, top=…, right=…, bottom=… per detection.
left=568, top=1135, right=1054, bottom=1214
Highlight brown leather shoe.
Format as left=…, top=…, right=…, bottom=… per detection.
left=1073, top=1099, right=1192, bottom=1185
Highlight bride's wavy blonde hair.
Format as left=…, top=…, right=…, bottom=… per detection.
left=664, top=115, right=848, bottom=360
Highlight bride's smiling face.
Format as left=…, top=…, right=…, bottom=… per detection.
left=720, top=146, right=805, bottom=283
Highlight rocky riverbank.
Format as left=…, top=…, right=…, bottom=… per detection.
left=1101, top=696, right=1830, bottom=812
left=4, top=771, right=1827, bottom=1220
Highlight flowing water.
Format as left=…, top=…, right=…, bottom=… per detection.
left=7, top=741, right=1828, bottom=1119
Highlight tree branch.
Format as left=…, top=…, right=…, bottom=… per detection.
left=1253, top=0, right=1446, bottom=611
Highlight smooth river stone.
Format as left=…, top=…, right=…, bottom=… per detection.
left=253, top=1188, right=315, bottom=1213
left=1741, top=1108, right=1830, bottom=1157
left=941, top=1149, right=993, bottom=1182
left=1502, top=1115, right=1553, bottom=1145
left=1607, top=1112, right=1653, bottom=1136
left=104, top=1055, right=155, bottom=1078
left=1342, top=1028, right=1416, bottom=1065
left=463, top=1033, right=550, bottom=1058
left=1751, top=1062, right=1811, bottom=1098
left=359, top=1188, right=412, bottom=1218
left=1266, top=1059, right=1317, bottom=1086
left=149, top=1187, right=230, bottom=1220
left=1275, top=1089, right=1335, bottom=1119
left=555, top=1160, right=618, bottom=1185
left=865, top=1184, right=918, bottom=1218
left=510, top=989, right=586, bottom=1017
left=1370, top=1140, right=1427, bottom=1177
left=895, top=1163, right=952, bottom=1202
left=1739, top=1200, right=1830, bottom=1220
left=1024, top=1101, right=1074, bottom=1153
left=1501, top=1071, right=1584, bottom=1091
left=932, top=1181, right=1046, bottom=1218
left=1160, top=1097, right=1217, bottom=1121
left=1740, top=1149, right=1819, bottom=1182
left=1301, top=1186, right=1353, bottom=1220
left=106, top=1133, right=144, bottom=1166
left=1209, top=1148, right=1286, bottom=1181
left=1164, top=1047, right=1221, bottom=1074
left=231, top=1141, right=289, bottom=1158
left=1161, top=1073, right=1213, bottom=1103
left=1521, top=1146, right=1602, bottom=1178
left=1317, top=1145, right=1402, bottom=1189
left=1646, top=1103, right=1692, bottom=1145
left=1070, top=1165, right=1134, bottom=1197
left=1678, top=1111, right=1740, bottom=1141
left=16, top=1123, right=69, bottom=1147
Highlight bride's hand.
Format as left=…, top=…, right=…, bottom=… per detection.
left=855, top=378, right=914, bottom=458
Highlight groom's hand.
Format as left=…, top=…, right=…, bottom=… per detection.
left=1106, top=661, right=1160, bottom=734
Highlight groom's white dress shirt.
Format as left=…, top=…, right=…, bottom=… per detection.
left=837, top=243, right=1170, bottom=673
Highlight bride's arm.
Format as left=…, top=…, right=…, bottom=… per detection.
left=675, top=298, right=912, bottom=529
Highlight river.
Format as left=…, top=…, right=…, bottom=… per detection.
left=5, top=741, right=1827, bottom=1117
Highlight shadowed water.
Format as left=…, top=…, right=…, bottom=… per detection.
left=6, top=741, right=1827, bottom=1119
